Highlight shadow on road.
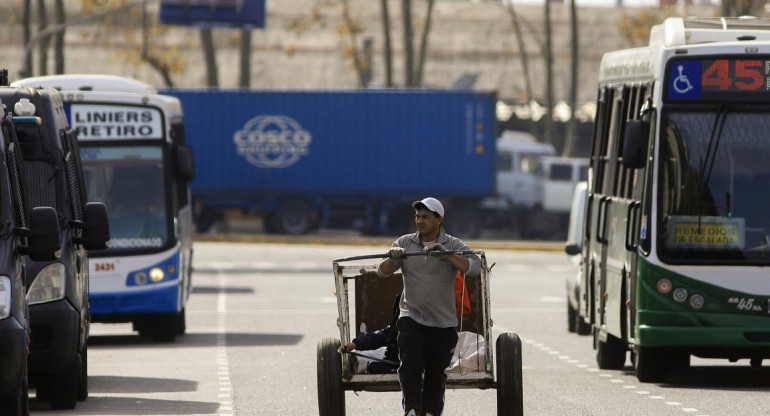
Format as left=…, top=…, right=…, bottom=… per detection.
left=191, top=285, right=255, bottom=294
left=88, top=332, right=303, bottom=348
left=30, top=395, right=219, bottom=414
left=663, top=365, right=770, bottom=391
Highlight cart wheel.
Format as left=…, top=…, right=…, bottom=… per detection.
left=496, top=332, right=523, bottom=416
left=317, top=338, right=345, bottom=416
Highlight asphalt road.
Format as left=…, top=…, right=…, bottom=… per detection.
left=30, top=240, right=770, bottom=415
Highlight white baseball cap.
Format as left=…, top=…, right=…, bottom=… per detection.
left=412, top=197, right=444, bottom=217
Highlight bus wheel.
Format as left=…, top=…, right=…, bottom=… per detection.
left=176, top=308, right=187, bottom=335
left=317, top=338, right=345, bottom=416
left=496, top=332, right=523, bottom=416
left=635, top=347, right=670, bottom=383
left=138, top=314, right=177, bottom=343
left=596, top=333, right=626, bottom=370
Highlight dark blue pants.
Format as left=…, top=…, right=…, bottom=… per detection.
left=396, top=317, right=458, bottom=416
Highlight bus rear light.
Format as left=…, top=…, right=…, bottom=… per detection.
left=656, top=278, right=672, bottom=294
left=689, top=294, right=705, bottom=309
left=673, top=287, right=688, bottom=303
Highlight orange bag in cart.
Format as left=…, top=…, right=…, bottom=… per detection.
left=455, top=271, right=472, bottom=317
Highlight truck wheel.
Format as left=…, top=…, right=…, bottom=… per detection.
left=634, top=347, right=669, bottom=383
left=596, top=333, right=626, bottom=370
left=446, top=206, right=482, bottom=239
left=496, top=332, right=523, bottom=416
left=48, top=353, right=80, bottom=410
left=77, top=347, right=88, bottom=401
left=317, top=338, right=345, bottom=416
left=272, top=201, right=313, bottom=235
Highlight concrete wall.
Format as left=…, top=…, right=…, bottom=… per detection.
left=1, top=0, right=717, bottom=105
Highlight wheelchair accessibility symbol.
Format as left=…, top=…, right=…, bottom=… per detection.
left=668, top=61, right=701, bottom=99
left=673, top=65, right=693, bottom=94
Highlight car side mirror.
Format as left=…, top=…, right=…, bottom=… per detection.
left=20, top=206, right=61, bottom=261
left=621, top=120, right=650, bottom=170
left=565, top=243, right=581, bottom=256
left=78, top=202, right=110, bottom=251
left=175, top=145, right=195, bottom=182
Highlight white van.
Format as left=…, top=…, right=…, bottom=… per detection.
left=565, top=181, right=590, bottom=334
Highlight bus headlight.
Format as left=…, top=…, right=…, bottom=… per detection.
left=0, top=276, right=11, bottom=319
left=656, top=278, right=672, bottom=294
left=134, top=271, right=148, bottom=285
left=672, top=287, right=688, bottom=303
left=689, top=294, right=705, bottom=309
left=149, top=267, right=164, bottom=282
left=27, top=263, right=66, bottom=305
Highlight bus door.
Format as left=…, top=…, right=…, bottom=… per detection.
left=583, top=86, right=612, bottom=330
left=167, top=112, right=194, bottom=303
left=621, top=84, right=655, bottom=345
left=596, top=85, right=631, bottom=346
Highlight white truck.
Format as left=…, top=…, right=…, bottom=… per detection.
left=490, top=131, right=589, bottom=239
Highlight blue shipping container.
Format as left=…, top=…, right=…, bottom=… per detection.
left=161, top=89, right=497, bottom=235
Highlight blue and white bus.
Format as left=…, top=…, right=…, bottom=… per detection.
left=14, top=75, right=195, bottom=342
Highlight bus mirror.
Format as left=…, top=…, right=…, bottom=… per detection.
left=80, top=202, right=110, bottom=251
left=21, top=207, right=62, bottom=261
left=622, top=120, right=650, bottom=169
left=175, top=145, right=195, bottom=182
left=565, top=243, right=581, bottom=256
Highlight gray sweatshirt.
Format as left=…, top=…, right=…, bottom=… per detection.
left=377, top=227, right=481, bottom=328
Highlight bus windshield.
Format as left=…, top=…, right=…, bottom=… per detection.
left=659, top=107, right=770, bottom=263
left=80, top=146, right=169, bottom=252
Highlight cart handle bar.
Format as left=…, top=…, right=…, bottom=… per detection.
left=333, top=250, right=484, bottom=263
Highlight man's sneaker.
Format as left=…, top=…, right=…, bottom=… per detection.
left=405, top=410, right=418, bottom=416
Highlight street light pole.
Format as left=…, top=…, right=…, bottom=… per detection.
left=19, top=0, right=155, bottom=79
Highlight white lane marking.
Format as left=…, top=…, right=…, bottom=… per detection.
left=509, top=328, right=706, bottom=414
left=217, top=272, right=234, bottom=416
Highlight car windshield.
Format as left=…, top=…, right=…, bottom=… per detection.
left=658, top=107, right=770, bottom=264
left=80, top=145, right=169, bottom=252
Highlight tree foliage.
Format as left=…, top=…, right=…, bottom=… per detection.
left=617, top=10, right=669, bottom=47
left=78, top=0, right=190, bottom=87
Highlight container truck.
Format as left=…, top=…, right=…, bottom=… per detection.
left=164, top=89, right=503, bottom=238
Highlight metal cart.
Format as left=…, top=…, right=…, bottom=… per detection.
left=317, top=250, right=523, bottom=415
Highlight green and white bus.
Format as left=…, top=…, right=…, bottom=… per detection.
left=578, top=17, right=770, bottom=382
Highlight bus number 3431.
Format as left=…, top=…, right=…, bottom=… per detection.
left=94, top=262, right=115, bottom=272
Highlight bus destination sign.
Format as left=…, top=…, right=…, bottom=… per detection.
left=666, top=215, right=745, bottom=250
left=68, top=104, right=164, bottom=140
left=666, top=57, right=770, bottom=101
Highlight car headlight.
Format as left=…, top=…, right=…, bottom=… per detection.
left=0, top=276, right=11, bottom=319
left=27, top=263, right=66, bottom=305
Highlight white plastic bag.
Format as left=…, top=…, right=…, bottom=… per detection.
left=446, top=331, right=486, bottom=373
